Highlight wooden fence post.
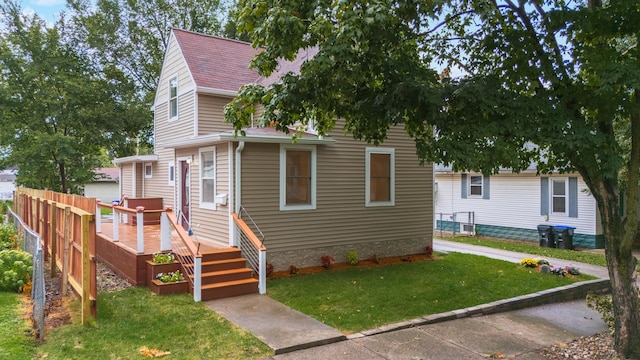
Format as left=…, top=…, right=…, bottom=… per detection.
left=61, top=206, right=70, bottom=296
left=81, top=214, right=92, bottom=325
left=50, top=203, right=57, bottom=275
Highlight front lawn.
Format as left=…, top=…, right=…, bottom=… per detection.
left=36, top=287, right=272, bottom=359
left=445, top=236, right=608, bottom=267
left=267, top=252, right=594, bottom=333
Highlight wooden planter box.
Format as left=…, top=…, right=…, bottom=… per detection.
left=149, top=279, right=189, bottom=295
left=146, top=260, right=181, bottom=286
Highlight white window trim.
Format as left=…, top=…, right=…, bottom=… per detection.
left=279, top=144, right=316, bottom=211
left=199, top=146, right=217, bottom=210
left=551, top=178, right=568, bottom=215
left=365, top=147, right=395, bottom=207
left=468, top=175, right=483, bottom=197
left=168, top=161, right=175, bottom=186
left=168, top=75, right=178, bottom=121
left=144, top=163, right=152, bottom=179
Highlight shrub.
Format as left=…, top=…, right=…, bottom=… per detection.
left=320, top=256, right=335, bottom=269
left=0, top=224, right=17, bottom=250
left=347, top=250, right=358, bottom=265
left=369, top=254, right=380, bottom=264
left=520, top=258, right=538, bottom=268
left=0, top=250, right=33, bottom=292
left=425, top=246, right=433, bottom=256
left=151, top=252, right=174, bottom=264
left=536, top=258, right=550, bottom=265
left=289, top=265, right=299, bottom=274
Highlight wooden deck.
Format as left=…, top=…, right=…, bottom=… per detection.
left=95, top=221, right=222, bottom=286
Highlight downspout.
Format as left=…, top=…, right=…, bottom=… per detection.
left=235, top=141, right=245, bottom=214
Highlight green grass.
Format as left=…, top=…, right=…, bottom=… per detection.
left=267, top=252, right=594, bottom=333
left=100, top=207, right=113, bottom=215
left=445, top=236, right=608, bottom=267
left=0, top=292, right=35, bottom=359
left=36, top=287, right=272, bottom=359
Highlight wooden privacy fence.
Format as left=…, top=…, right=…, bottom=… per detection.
left=14, top=188, right=97, bottom=325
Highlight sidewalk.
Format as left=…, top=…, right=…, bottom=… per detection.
left=204, top=239, right=612, bottom=358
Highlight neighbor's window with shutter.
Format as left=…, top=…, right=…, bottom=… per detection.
left=552, top=179, right=567, bottom=213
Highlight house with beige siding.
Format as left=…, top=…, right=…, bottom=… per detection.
left=115, top=29, right=433, bottom=271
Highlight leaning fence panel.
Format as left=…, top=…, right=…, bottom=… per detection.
left=9, top=207, right=45, bottom=340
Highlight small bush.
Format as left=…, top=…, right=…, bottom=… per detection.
left=289, top=265, right=299, bottom=274
left=347, top=250, right=358, bottom=265
left=425, top=246, right=433, bottom=256
left=369, top=254, right=379, bottom=264
left=536, top=258, right=550, bottom=265
left=321, top=256, right=335, bottom=269
left=0, top=250, right=33, bottom=292
left=586, top=294, right=615, bottom=336
left=0, top=224, right=17, bottom=250
left=520, top=258, right=538, bottom=268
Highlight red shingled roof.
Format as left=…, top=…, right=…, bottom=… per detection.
left=172, top=29, right=261, bottom=92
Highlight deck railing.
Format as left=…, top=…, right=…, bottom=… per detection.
left=165, top=209, right=202, bottom=301
left=96, top=200, right=171, bottom=253
left=232, top=208, right=266, bottom=294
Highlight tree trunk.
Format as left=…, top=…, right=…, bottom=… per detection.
left=598, top=185, right=640, bottom=359
left=58, top=162, right=67, bottom=194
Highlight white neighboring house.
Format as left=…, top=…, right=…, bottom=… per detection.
left=84, top=168, right=120, bottom=202
left=434, top=164, right=603, bottom=249
left=0, top=168, right=16, bottom=200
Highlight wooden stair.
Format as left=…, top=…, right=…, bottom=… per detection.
left=184, top=248, right=258, bottom=300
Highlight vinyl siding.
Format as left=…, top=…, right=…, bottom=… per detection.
left=240, top=125, right=433, bottom=253
left=435, top=173, right=598, bottom=235
left=175, top=147, right=230, bottom=246
left=197, top=95, right=235, bottom=135
left=120, top=164, right=133, bottom=198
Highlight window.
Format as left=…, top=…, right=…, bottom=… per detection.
left=552, top=179, right=566, bottom=213
left=144, top=163, right=152, bottom=179
left=169, top=77, right=178, bottom=119
left=366, top=148, right=395, bottom=207
left=469, top=175, right=483, bottom=196
left=280, top=145, right=316, bottom=211
left=168, top=161, right=175, bottom=186
left=199, top=147, right=216, bottom=209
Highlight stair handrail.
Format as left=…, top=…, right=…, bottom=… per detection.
left=238, top=205, right=265, bottom=246
left=232, top=211, right=267, bottom=294
left=164, top=209, right=203, bottom=302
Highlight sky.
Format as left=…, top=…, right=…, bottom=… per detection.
left=19, top=0, right=68, bottom=25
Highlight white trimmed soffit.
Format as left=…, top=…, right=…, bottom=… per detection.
left=196, top=86, right=238, bottom=98
left=112, top=154, right=159, bottom=165
left=163, top=132, right=336, bottom=149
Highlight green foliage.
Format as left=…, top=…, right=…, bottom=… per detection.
left=347, top=250, right=359, bottom=265
left=151, top=252, right=174, bottom=264
left=0, top=224, right=17, bottom=251
left=0, top=250, right=33, bottom=292
left=587, top=294, right=615, bottom=336
left=156, top=270, right=183, bottom=283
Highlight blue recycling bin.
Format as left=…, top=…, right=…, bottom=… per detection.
left=553, top=225, right=575, bottom=250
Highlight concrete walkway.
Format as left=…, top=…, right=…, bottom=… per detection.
left=204, top=239, right=615, bottom=358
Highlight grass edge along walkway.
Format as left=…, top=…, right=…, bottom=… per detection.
left=267, top=252, right=594, bottom=334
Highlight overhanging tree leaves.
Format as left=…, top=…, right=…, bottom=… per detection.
left=226, top=0, right=640, bottom=357
left=0, top=3, right=147, bottom=193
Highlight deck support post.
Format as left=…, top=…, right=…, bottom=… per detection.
left=193, top=257, right=202, bottom=302
left=136, top=206, right=145, bottom=253
left=160, top=209, right=171, bottom=251
left=112, top=207, right=119, bottom=241
left=95, top=200, right=102, bottom=233
left=258, top=250, right=266, bottom=294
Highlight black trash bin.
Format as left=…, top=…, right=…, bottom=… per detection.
left=537, top=225, right=555, bottom=247
left=554, top=225, right=575, bottom=250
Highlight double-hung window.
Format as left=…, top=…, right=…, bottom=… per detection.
left=144, top=163, right=152, bottom=179
left=469, top=175, right=483, bottom=196
left=200, top=147, right=216, bottom=209
left=280, top=145, right=316, bottom=211
left=366, top=148, right=395, bottom=207
left=552, top=179, right=567, bottom=213
left=169, top=77, right=178, bottom=119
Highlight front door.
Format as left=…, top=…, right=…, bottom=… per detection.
left=180, top=161, right=190, bottom=230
